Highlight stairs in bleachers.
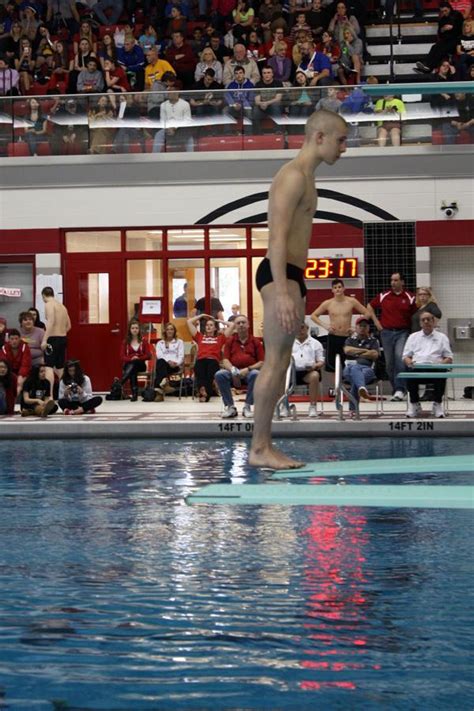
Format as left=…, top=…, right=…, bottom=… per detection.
left=364, top=12, right=438, bottom=83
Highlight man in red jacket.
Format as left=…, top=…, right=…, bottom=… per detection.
left=1, top=328, right=32, bottom=395
left=165, top=31, right=197, bottom=88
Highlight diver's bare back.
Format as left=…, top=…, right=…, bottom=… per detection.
left=268, top=158, right=317, bottom=268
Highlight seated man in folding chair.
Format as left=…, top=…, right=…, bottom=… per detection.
left=342, top=316, right=380, bottom=417
left=291, top=321, right=325, bottom=417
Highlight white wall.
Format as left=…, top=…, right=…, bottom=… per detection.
left=1, top=176, right=473, bottom=229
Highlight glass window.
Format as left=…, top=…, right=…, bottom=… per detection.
left=209, top=228, right=247, bottom=250
left=167, top=258, right=204, bottom=341
left=78, top=273, right=109, bottom=324
left=209, top=257, right=247, bottom=321
left=127, top=259, right=162, bottom=320
left=0, top=263, right=34, bottom=326
left=66, top=231, right=121, bottom=253
left=126, top=230, right=163, bottom=251
left=250, top=227, right=269, bottom=249
left=167, top=229, right=205, bottom=251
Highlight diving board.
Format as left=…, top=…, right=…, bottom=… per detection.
left=271, top=454, right=473, bottom=480
left=186, top=484, right=474, bottom=509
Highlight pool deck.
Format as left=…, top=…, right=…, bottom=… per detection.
left=1, top=396, right=473, bottom=439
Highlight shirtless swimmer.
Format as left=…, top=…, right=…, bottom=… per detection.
left=249, top=110, right=348, bottom=470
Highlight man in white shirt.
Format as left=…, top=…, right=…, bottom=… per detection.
left=402, top=311, right=453, bottom=418
left=291, top=322, right=325, bottom=417
left=152, top=90, right=194, bottom=153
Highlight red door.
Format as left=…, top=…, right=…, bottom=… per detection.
left=64, top=256, right=124, bottom=390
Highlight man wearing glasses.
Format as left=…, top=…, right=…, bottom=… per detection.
left=402, top=312, right=453, bottom=419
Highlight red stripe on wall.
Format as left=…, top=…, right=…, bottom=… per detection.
left=417, top=220, right=474, bottom=246
left=0, top=229, right=61, bottom=254
left=310, top=223, right=363, bottom=249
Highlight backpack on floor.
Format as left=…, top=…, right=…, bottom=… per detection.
left=105, top=378, right=125, bottom=401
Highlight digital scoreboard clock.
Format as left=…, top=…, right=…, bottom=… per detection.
left=305, top=258, right=359, bottom=280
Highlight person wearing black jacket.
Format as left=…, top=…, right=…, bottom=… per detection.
left=415, top=2, right=463, bottom=72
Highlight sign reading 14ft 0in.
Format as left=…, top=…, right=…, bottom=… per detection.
left=305, top=258, right=358, bottom=280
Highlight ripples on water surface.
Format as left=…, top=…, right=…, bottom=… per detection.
left=0, top=437, right=473, bottom=710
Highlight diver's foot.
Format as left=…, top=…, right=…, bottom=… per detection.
left=249, top=445, right=304, bottom=470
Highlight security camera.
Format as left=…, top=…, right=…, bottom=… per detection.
left=441, top=201, right=458, bottom=218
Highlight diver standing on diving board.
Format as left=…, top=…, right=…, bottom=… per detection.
left=249, top=110, right=348, bottom=471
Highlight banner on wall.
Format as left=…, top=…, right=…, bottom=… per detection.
left=0, top=287, right=22, bottom=297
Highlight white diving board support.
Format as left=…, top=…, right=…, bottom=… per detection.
left=271, top=454, right=474, bottom=479
left=186, top=484, right=474, bottom=509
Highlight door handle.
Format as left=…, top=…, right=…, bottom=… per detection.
left=110, top=328, right=120, bottom=333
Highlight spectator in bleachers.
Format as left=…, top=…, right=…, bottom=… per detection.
left=93, top=0, right=124, bottom=26
left=290, top=12, right=312, bottom=42
left=315, top=85, right=342, bottom=112
left=23, top=97, right=48, bottom=155
left=1, top=328, right=32, bottom=395
left=167, top=5, right=188, bottom=37
left=451, top=80, right=474, bottom=138
left=246, top=29, right=264, bottom=62
left=190, top=67, right=224, bottom=115
left=138, top=23, right=159, bottom=53
left=211, top=0, right=237, bottom=33
left=28, top=307, right=45, bottom=329
left=113, top=93, right=144, bottom=152
left=69, top=37, right=96, bottom=91
left=267, top=41, right=292, bottom=83
left=165, top=30, right=197, bottom=88
left=152, top=87, right=194, bottom=152
left=258, top=0, right=286, bottom=43
left=2, top=21, right=22, bottom=65
left=288, top=68, right=313, bottom=116
left=194, top=46, right=223, bottom=83
left=119, top=318, right=152, bottom=402
left=21, top=5, right=40, bottom=42
left=252, top=65, right=283, bottom=132
left=46, top=0, right=80, bottom=35
left=165, top=0, right=191, bottom=20
left=88, top=94, right=115, bottom=153
left=205, top=32, right=233, bottom=64
left=415, top=2, right=464, bottom=73
left=306, top=0, right=329, bottom=40
left=328, top=1, right=360, bottom=45
left=0, top=359, right=17, bottom=416
left=297, top=37, right=333, bottom=86
left=190, top=26, right=206, bottom=55
left=232, top=0, right=255, bottom=42
left=223, top=41, right=260, bottom=84
left=77, top=56, right=104, bottom=92
left=337, top=24, right=362, bottom=84
left=144, top=45, right=175, bottom=90
left=73, top=19, right=97, bottom=54
left=261, top=26, right=292, bottom=60
left=117, top=35, right=145, bottom=90
left=154, top=322, right=185, bottom=394
left=430, top=58, right=458, bottom=143
left=316, top=30, right=341, bottom=73
left=456, top=19, right=474, bottom=78
left=104, top=56, right=130, bottom=105
left=98, top=32, right=117, bottom=69
left=375, top=93, right=405, bottom=148
left=147, top=69, right=177, bottom=118
left=45, top=40, right=69, bottom=91
left=58, top=359, right=103, bottom=414
left=0, top=54, right=19, bottom=95
left=52, top=97, right=88, bottom=155
left=0, top=318, right=7, bottom=349
left=292, top=28, right=311, bottom=66
left=15, top=37, right=35, bottom=93
left=225, top=64, right=254, bottom=119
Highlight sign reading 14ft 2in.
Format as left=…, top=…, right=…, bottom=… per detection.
left=305, top=258, right=358, bottom=280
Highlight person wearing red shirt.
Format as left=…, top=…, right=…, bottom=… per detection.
left=215, top=315, right=265, bottom=418
left=366, top=271, right=416, bottom=401
left=0, top=358, right=18, bottom=415
left=119, top=319, right=153, bottom=401
left=165, top=31, right=197, bottom=89
left=1, top=328, right=32, bottom=396
left=187, top=314, right=234, bottom=402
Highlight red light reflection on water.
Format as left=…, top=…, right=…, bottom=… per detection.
left=299, top=505, right=371, bottom=692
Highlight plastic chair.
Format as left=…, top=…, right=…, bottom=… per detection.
left=243, top=134, right=285, bottom=150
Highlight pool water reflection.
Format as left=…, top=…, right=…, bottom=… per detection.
left=0, top=437, right=472, bottom=710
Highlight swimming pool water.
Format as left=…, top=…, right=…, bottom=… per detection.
left=0, top=437, right=473, bottom=710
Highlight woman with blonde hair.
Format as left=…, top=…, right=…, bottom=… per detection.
left=411, top=287, right=442, bottom=332
left=194, top=47, right=223, bottom=84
